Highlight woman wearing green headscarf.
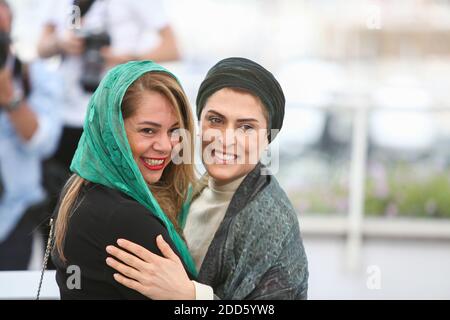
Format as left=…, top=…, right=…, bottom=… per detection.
left=105, top=57, right=309, bottom=300
left=51, top=61, right=198, bottom=299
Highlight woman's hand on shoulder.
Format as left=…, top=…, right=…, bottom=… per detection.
left=105, top=235, right=195, bottom=300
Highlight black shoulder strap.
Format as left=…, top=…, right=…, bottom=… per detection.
left=36, top=218, right=55, bottom=300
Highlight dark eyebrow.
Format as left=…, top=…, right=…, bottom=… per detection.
left=138, top=121, right=161, bottom=128
left=138, top=121, right=179, bottom=128
left=206, top=110, right=225, bottom=118
left=206, top=110, right=259, bottom=123
left=236, top=118, right=259, bottom=123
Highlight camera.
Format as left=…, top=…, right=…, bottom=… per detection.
left=0, top=31, right=11, bottom=69
left=78, top=30, right=110, bottom=93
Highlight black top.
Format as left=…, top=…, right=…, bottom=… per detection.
left=52, top=183, right=193, bottom=299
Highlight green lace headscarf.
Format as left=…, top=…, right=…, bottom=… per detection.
left=70, top=60, right=197, bottom=276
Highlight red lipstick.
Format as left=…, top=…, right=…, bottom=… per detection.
left=140, top=157, right=167, bottom=171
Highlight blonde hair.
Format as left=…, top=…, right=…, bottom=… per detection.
left=55, top=71, right=196, bottom=262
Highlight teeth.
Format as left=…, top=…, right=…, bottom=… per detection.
left=144, top=158, right=164, bottom=166
left=214, top=151, right=236, bottom=162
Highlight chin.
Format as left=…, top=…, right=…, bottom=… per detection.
left=206, top=164, right=242, bottom=183
left=143, top=172, right=163, bottom=185
left=138, top=161, right=170, bottom=185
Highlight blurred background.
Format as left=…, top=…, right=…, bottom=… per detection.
left=1, top=0, right=450, bottom=299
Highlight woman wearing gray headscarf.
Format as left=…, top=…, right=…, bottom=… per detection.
left=105, top=57, right=309, bottom=300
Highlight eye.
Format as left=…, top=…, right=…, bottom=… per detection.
left=140, top=128, right=155, bottom=135
left=208, top=116, right=223, bottom=125
left=238, top=124, right=254, bottom=132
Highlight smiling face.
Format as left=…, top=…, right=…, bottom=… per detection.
left=200, top=88, right=269, bottom=186
left=124, top=90, right=180, bottom=186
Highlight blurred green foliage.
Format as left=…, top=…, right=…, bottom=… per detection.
left=287, top=162, right=450, bottom=218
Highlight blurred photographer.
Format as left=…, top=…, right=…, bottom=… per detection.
left=0, top=0, right=62, bottom=270
left=37, top=0, right=180, bottom=175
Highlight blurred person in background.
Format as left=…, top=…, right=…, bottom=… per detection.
left=36, top=0, right=181, bottom=208
left=0, top=0, right=62, bottom=270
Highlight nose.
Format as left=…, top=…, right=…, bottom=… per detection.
left=152, top=132, right=173, bottom=155
left=217, top=126, right=237, bottom=149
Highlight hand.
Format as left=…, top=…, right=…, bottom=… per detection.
left=58, top=31, right=84, bottom=56
left=105, top=235, right=195, bottom=300
left=0, top=68, right=13, bottom=107
left=100, top=47, right=135, bottom=68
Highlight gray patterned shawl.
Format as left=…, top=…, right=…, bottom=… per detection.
left=197, top=163, right=309, bottom=299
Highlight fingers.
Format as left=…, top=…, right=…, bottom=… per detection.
left=115, top=239, right=160, bottom=263
left=156, top=235, right=180, bottom=262
left=106, top=257, right=143, bottom=282
left=113, top=273, right=146, bottom=295
left=106, top=245, right=147, bottom=271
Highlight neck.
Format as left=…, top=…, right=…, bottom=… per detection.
left=208, top=174, right=247, bottom=193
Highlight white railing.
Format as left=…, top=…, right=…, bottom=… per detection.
left=294, top=102, right=450, bottom=271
